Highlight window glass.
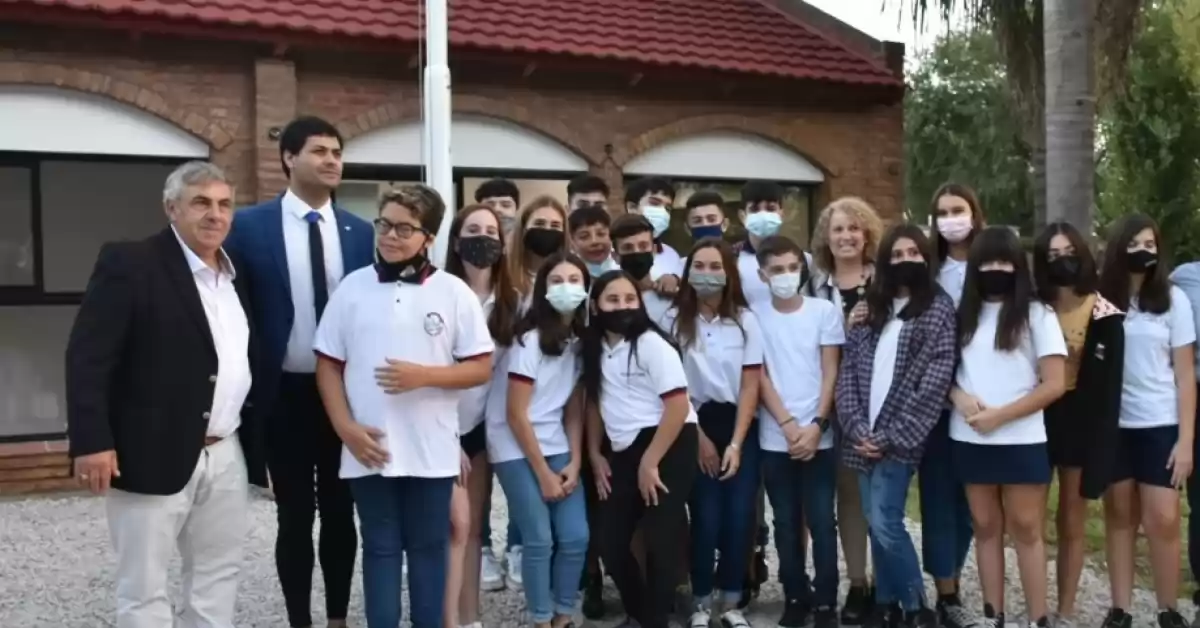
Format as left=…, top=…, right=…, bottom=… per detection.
left=0, top=167, right=35, bottom=286
left=0, top=305, right=74, bottom=437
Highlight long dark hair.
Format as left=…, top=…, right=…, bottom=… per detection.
left=959, top=226, right=1034, bottom=352
left=932, top=182, right=985, bottom=262
left=1099, top=213, right=1172, bottom=314
left=513, top=252, right=590, bottom=356
left=581, top=270, right=679, bottom=405
left=866, top=224, right=938, bottom=333
left=670, top=238, right=748, bottom=349
left=445, top=204, right=518, bottom=347
left=1032, top=222, right=1100, bottom=304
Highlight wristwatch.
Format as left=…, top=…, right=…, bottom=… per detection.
left=815, top=416, right=832, bottom=433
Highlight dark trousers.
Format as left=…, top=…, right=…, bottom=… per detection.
left=762, top=449, right=837, bottom=607
left=918, top=411, right=973, bottom=581
left=601, top=425, right=698, bottom=628
left=267, top=373, right=357, bottom=627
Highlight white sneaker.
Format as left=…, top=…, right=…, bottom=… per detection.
left=690, top=608, right=712, bottom=628
left=506, top=545, right=524, bottom=590
left=720, top=609, right=750, bottom=628
left=480, top=548, right=504, bottom=591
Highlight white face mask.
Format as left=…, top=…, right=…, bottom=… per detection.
left=545, top=283, right=588, bottom=314
left=768, top=272, right=802, bottom=299
left=936, top=215, right=973, bottom=243
left=745, top=211, right=783, bottom=238
left=640, top=205, right=671, bottom=239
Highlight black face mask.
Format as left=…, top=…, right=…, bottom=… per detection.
left=596, top=308, right=645, bottom=336
left=978, top=269, right=1016, bottom=297
left=890, top=261, right=927, bottom=289
left=524, top=228, right=564, bottom=257
left=458, top=235, right=503, bottom=268
left=1047, top=256, right=1082, bottom=287
left=1127, top=249, right=1158, bottom=273
left=376, top=252, right=430, bottom=284
left=619, top=252, right=655, bottom=281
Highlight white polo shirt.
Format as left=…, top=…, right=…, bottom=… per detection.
left=950, top=302, right=1066, bottom=445
left=485, top=329, right=581, bottom=463
left=1120, top=286, right=1196, bottom=429
left=643, top=290, right=673, bottom=328
left=313, top=267, right=494, bottom=479
left=756, top=297, right=844, bottom=452
left=660, top=307, right=764, bottom=406
left=458, top=292, right=502, bottom=434
left=938, top=257, right=968, bottom=307
left=598, top=331, right=697, bottom=451
left=651, top=244, right=683, bottom=281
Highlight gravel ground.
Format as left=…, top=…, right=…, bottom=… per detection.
left=0, top=483, right=1192, bottom=628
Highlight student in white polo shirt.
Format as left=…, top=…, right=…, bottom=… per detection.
left=948, top=226, right=1066, bottom=628
left=582, top=270, right=698, bottom=628
left=659, top=238, right=762, bottom=628
left=313, top=185, right=494, bottom=628
left=610, top=213, right=674, bottom=325
left=444, top=203, right=521, bottom=627
left=753, top=235, right=843, bottom=628
left=1097, top=214, right=1196, bottom=628
left=487, top=252, right=590, bottom=628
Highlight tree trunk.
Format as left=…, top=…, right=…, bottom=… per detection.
left=1044, top=0, right=1096, bottom=231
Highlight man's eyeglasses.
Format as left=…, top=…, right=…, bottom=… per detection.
left=373, top=218, right=426, bottom=239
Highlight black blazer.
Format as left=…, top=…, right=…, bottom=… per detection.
left=65, top=228, right=267, bottom=495
left=1074, top=297, right=1126, bottom=500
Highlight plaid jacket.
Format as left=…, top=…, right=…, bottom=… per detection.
left=836, top=288, right=958, bottom=470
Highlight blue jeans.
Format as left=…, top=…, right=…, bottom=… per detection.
left=494, top=453, right=589, bottom=622
left=919, top=412, right=973, bottom=580
left=761, top=448, right=837, bottom=606
left=689, top=408, right=761, bottom=605
left=482, top=475, right=523, bottom=551
left=349, top=475, right=455, bottom=628
left=859, top=461, right=923, bottom=611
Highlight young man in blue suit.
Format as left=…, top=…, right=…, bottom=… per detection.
left=224, top=116, right=374, bottom=628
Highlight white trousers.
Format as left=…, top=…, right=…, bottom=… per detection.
left=107, top=436, right=249, bottom=628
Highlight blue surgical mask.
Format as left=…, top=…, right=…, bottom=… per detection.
left=745, top=211, right=782, bottom=238
left=688, top=272, right=726, bottom=296
left=585, top=259, right=613, bottom=278
left=545, top=283, right=588, bottom=314
left=691, top=225, right=723, bottom=241
left=768, top=272, right=801, bottom=299
left=640, top=204, right=671, bottom=239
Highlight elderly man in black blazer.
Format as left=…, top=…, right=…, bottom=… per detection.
left=66, top=160, right=265, bottom=628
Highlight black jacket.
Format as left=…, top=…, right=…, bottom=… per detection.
left=1071, top=296, right=1126, bottom=499
left=65, top=228, right=267, bottom=495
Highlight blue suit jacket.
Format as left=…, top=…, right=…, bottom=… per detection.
left=225, top=195, right=375, bottom=413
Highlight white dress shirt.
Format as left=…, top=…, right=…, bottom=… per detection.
left=173, top=227, right=252, bottom=439
left=282, top=189, right=346, bottom=373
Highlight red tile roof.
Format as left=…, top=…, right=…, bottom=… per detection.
left=1, top=0, right=901, bottom=86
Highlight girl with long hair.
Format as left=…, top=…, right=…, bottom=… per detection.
left=836, top=224, right=957, bottom=628
left=583, top=270, right=699, bottom=628
left=660, top=238, right=762, bottom=628
left=487, top=252, right=591, bottom=628
left=1097, top=214, right=1195, bottom=628
left=920, top=182, right=985, bottom=628
left=508, top=195, right=569, bottom=306
left=443, top=204, right=520, bottom=628
left=950, top=226, right=1066, bottom=628
left=1030, top=222, right=1124, bottom=627
left=807, top=196, right=885, bottom=624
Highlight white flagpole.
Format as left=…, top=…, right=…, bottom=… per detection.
left=424, top=0, right=455, bottom=267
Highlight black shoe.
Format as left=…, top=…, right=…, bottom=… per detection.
left=582, top=580, right=605, bottom=620
left=778, top=599, right=812, bottom=628
left=863, top=604, right=891, bottom=628
left=980, top=604, right=1005, bottom=628
left=814, top=606, right=838, bottom=628
left=1102, top=609, right=1133, bottom=628
left=935, top=595, right=976, bottom=628
left=903, top=608, right=937, bottom=628
left=841, top=585, right=871, bottom=625
left=1160, top=609, right=1188, bottom=628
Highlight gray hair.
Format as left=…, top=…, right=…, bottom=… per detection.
left=163, top=160, right=235, bottom=204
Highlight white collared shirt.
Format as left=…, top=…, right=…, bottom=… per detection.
left=282, top=188, right=346, bottom=373
left=597, top=331, right=697, bottom=451
left=172, top=227, right=252, bottom=439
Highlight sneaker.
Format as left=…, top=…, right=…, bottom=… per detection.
left=905, top=608, right=938, bottom=628
left=1052, top=613, right=1076, bottom=628
left=778, top=599, right=812, bottom=628
left=1027, top=616, right=1050, bottom=628
left=1102, top=609, right=1133, bottom=628
left=690, top=608, right=712, bottom=628
left=841, top=585, right=871, bottom=625
left=583, top=577, right=605, bottom=620
left=506, top=545, right=524, bottom=590
left=936, top=595, right=976, bottom=628
left=980, top=604, right=1004, bottom=628
left=721, top=609, right=751, bottom=628
left=1162, top=610, right=1189, bottom=628
left=814, top=606, right=838, bottom=628
left=480, top=548, right=504, bottom=591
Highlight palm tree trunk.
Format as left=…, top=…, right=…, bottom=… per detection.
left=1044, top=0, right=1096, bottom=231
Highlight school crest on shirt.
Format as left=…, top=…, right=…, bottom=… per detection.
left=424, top=312, right=446, bottom=336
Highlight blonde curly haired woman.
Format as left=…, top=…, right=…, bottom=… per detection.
left=806, top=196, right=884, bottom=625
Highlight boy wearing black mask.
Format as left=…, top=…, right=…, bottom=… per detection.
left=611, top=213, right=673, bottom=324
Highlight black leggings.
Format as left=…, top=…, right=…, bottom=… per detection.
left=601, top=424, right=698, bottom=628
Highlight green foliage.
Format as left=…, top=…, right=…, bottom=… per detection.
left=904, top=28, right=1034, bottom=230
left=1097, top=0, right=1200, bottom=261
